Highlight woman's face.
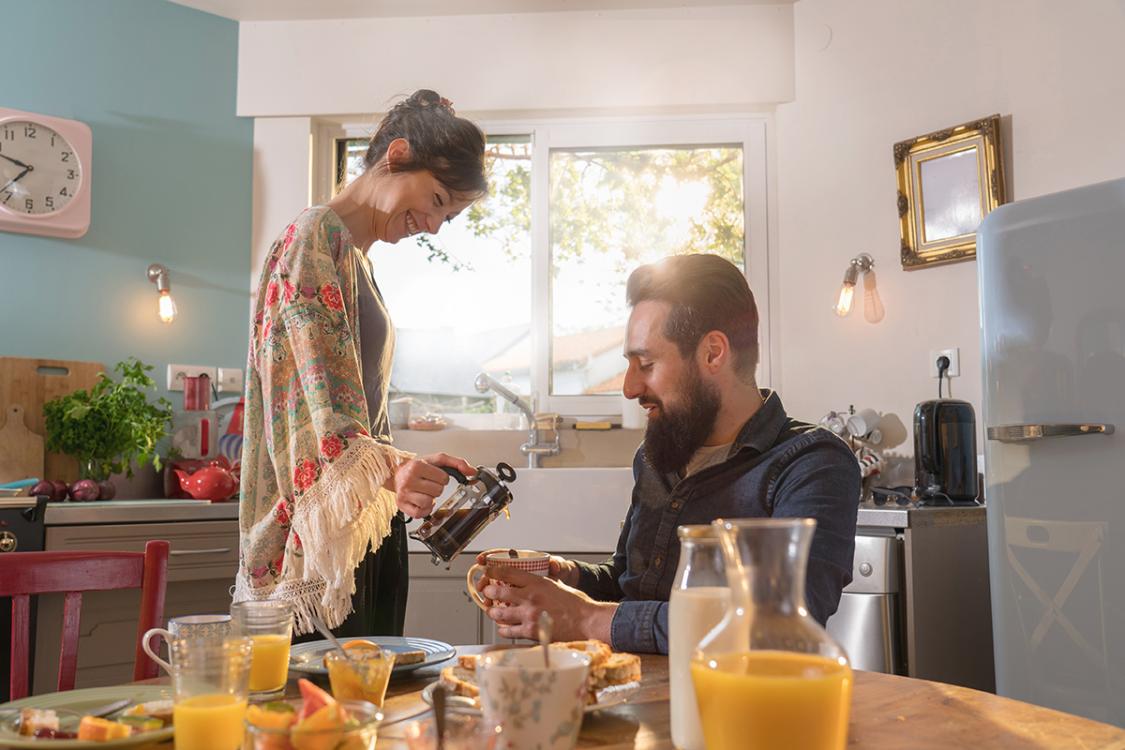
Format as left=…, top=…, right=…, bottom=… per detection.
left=377, top=139, right=477, bottom=244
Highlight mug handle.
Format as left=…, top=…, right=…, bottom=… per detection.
left=465, top=564, right=491, bottom=612
left=141, top=628, right=174, bottom=673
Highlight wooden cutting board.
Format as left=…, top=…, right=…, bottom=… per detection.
left=0, top=357, right=106, bottom=482
left=0, top=404, right=43, bottom=483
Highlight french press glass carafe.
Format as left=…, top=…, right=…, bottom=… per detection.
left=409, top=462, right=517, bottom=565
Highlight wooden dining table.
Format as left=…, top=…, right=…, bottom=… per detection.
left=139, top=648, right=1125, bottom=749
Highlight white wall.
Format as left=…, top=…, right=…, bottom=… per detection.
left=250, top=117, right=312, bottom=292
left=237, top=5, right=794, bottom=116
left=775, top=0, right=1125, bottom=453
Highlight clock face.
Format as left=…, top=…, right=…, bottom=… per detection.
left=0, top=120, right=82, bottom=216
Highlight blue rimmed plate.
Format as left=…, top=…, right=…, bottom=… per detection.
left=288, top=635, right=455, bottom=677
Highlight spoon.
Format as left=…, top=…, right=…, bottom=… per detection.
left=308, top=612, right=356, bottom=663
left=433, top=683, right=447, bottom=750
left=537, top=610, right=553, bottom=669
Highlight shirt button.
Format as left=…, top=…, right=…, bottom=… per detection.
left=670, top=501, right=682, bottom=511
left=654, top=555, right=664, bottom=567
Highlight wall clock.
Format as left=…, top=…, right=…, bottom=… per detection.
left=0, top=107, right=92, bottom=239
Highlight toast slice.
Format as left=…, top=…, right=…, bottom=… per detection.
left=439, top=664, right=480, bottom=699
left=19, top=708, right=59, bottom=737
left=597, top=652, right=642, bottom=687
left=394, top=649, right=427, bottom=666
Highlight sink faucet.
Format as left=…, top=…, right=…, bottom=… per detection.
left=474, top=373, right=560, bottom=468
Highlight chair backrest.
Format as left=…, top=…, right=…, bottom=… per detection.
left=0, top=540, right=169, bottom=700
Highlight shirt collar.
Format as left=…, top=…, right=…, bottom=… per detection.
left=730, top=389, right=788, bottom=456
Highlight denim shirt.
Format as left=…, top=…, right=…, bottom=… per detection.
left=575, top=390, right=860, bottom=654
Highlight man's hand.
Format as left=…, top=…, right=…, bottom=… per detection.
left=389, top=452, right=475, bottom=518
left=473, top=550, right=581, bottom=588
left=481, top=566, right=617, bottom=642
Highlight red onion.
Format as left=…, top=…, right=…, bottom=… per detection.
left=51, top=480, right=69, bottom=501
left=29, top=480, right=55, bottom=498
left=97, top=480, right=116, bottom=500
left=69, top=479, right=100, bottom=502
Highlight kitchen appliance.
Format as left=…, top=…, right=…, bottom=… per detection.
left=0, top=495, right=48, bottom=701
left=409, top=463, right=516, bottom=565
left=913, top=399, right=979, bottom=503
left=979, top=176, right=1125, bottom=724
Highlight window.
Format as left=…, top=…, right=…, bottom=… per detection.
left=322, top=117, right=770, bottom=420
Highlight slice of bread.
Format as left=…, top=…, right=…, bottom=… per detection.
left=598, top=652, right=642, bottom=686
left=457, top=653, right=482, bottom=670
left=394, top=649, right=427, bottom=666
left=439, top=665, right=480, bottom=699
left=19, top=708, right=58, bottom=736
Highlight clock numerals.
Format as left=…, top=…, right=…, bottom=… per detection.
left=60, top=151, right=70, bottom=163
left=67, top=169, right=76, bottom=180
left=45, top=196, right=55, bottom=210
left=0, top=119, right=82, bottom=217
left=23, top=125, right=36, bottom=139
left=2, top=191, right=12, bottom=205
left=2, top=129, right=13, bottom=141
left=60, top=187, right=69, bottom=197
left=24, top=198, right=33, bottom=213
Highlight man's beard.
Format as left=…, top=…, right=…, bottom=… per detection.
left=642, top=365, right=722, bottom=475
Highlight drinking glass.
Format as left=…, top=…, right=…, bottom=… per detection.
left=170, top=635, right=253, bottom=750
left=231, top=599, right=293, bottom=695
left=324, top=648, right=396, bottom=708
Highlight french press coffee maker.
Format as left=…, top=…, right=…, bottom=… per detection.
left=409, top=462, right=517, bottom=565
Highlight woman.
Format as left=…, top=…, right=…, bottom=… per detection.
left=234, top=90, right=488, bottom=636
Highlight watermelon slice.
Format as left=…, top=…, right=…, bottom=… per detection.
left=297, top=678, right=336, bottom=722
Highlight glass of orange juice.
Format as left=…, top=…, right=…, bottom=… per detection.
left=231, top=600, right=293, bottom=696
left=324, top=645, right=396, bottom=708
left=170, top=635, right=253, bottom=750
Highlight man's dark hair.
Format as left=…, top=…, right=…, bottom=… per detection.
left=626, top=254, right=759, bottom=377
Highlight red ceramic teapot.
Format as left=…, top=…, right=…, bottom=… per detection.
left=174, top=466, right=238, bottom=502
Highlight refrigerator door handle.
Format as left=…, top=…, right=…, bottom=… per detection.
left=987, top=423, right=1116, bottom=443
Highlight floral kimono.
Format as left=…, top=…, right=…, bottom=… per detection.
left=233, top=207, right=412, bottom=633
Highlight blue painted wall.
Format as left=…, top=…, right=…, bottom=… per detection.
left=0, top=0, right=251, bottom=404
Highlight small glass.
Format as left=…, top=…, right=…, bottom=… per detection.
left=171, top=635, right=253, bottom=750
left=231, top=600, right=293, bottom=695
left=243, top=698, right=382, bottom=750
left=402, top=707, right=501, bottom=750
left=324, top=648, right=396, bottom=708
left=692, top=519, right=853, bottom=750
left=669, top=525, right=729, bottom=750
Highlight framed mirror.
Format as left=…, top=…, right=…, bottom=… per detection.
left=895, top=114, right=1007, bottom=270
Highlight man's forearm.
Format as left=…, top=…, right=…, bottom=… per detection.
left=581, top=601, right=618, bottom=643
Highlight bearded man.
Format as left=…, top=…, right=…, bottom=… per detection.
left=476, top=254, right=860, bottom=654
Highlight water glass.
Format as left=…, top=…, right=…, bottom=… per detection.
left=230, top=600, right=293, bottom=695
left=324, top=648, right=396, bottom=708
left=171, top=635, right=253, bottom=750
left=402, top=707, right=500, bottom=750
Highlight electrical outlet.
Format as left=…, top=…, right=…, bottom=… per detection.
left=929, top=348, right=961, bottom=378
left=167, top=364, right=217, bottom=392
left=216, top=367, right=244, bottom=393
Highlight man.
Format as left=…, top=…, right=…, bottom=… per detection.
left=479, top=254, right=860, bottom=653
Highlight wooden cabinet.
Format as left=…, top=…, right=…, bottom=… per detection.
left=404, top=553, right=484, bottom=645
left=33, top=520, right=238, bottom=692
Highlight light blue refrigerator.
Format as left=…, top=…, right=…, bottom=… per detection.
left=979, top=176, right=1125, bottom=724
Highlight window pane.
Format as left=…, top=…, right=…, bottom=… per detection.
left=339, top=136, right=533, bottom=414
left=548, top=145, right=745, bottom=396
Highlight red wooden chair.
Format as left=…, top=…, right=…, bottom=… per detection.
left=0, top=540, right=169, bottom=700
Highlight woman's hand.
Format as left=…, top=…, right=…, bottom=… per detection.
left=390, top=452, right=476, bottom=519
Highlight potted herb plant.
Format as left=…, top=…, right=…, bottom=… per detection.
left=44, top=357, right=174, bottom=486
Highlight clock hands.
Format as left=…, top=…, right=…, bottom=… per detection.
left=0, top=153, right=32, bottom=170
left=0, top=166, right=32, bottom=194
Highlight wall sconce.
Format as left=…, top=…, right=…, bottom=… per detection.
left=146, top=263, right=177, bottom=324
left=834, top=252, right=885, bottom=323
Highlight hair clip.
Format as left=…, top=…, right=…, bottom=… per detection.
left=439, top=97, right=455, bottom=113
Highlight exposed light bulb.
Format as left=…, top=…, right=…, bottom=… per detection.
left=863, top=270, right=885, bottom=323
left=834, top=282, right=855, bottom=317
left=158, top=290, right=177, bottom=324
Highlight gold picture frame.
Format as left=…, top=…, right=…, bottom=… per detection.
left=895, top=114, right=1007, bottom=270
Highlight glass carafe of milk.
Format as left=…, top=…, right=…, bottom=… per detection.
left=669, top=525, right=729, bottom=750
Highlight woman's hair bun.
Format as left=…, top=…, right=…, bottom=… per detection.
left=403, top=89, right=455, bottom=115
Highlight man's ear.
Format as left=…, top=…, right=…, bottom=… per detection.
left=698, top=331, right=730, bottom=374
left=385, top=138, right=412, bottom=171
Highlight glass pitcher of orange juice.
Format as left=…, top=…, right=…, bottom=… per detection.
left=690, top=518, right=852, bottom=750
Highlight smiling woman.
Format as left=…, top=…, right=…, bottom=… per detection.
left=234, top=89, right=490, bottom=640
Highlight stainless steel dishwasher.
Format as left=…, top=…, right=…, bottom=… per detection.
left=826, top=503, right=994, bottom=691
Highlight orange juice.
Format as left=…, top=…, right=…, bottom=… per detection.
left=173, top=693, right=247, bottom=750
left=248, top=633, right=291, bottom=692
left=690, top=650, right=852, bottom=750
left=325, top=649, right=395, bottom=707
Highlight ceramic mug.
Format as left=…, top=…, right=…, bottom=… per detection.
left=142, top=614, right=232, bottom=673
left=478, top=646, right=591, bottom=750
left=466, top=549, right=551, bottom=611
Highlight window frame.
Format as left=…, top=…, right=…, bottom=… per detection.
left=314, top=114, right=772, bottom=419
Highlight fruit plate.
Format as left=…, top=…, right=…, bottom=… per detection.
left=288, top=636, right=456, bottom=677
left=0, top=684, right=174, bottom=748
left=420, top=679, right=641, bottom=715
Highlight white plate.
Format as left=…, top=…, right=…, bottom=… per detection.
left=420, top=679, right=641, bottom=714
left=0, top=685, right=173, bottom=749
left=288, top=635, right=455, bottom=677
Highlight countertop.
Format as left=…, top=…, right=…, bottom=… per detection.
left=857, top=502, right=985, bottom=529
